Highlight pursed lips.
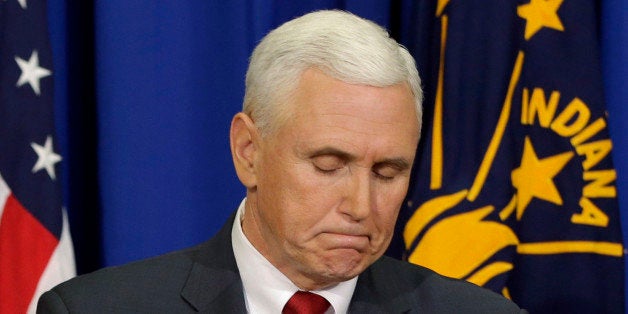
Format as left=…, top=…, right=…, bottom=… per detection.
left=319, top=230, right=371, bottom=250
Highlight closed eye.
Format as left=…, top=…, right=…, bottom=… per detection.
left=312, top=154, right=346, bottom=174
left=373, top=171, right=395, bottom=180
left=372, top=159, right=410, bottom=181
left=372, top=168, right=399, bottom=180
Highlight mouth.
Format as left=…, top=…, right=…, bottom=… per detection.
left=319, top=232, right=370, bottom=251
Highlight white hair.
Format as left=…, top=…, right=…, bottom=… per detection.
left=243, top=10, right=423, bottom=136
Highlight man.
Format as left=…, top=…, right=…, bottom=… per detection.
left=38, top=10, right=525, bottom=313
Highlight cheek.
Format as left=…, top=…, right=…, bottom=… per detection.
left=261, top=162, right=336, bottom=228
left=373, top=182, right=408, bottom=224
left=284, top=162, right=344, bottom=202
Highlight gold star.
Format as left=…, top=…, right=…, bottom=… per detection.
left=517, top=0, right=565, bottom=40
left=511, top=137, right=573, bottom=219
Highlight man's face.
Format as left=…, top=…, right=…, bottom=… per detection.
left=240, top=68, right=420, bottom=290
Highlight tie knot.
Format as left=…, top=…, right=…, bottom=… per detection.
left=283, top=291, right=331, bottom=314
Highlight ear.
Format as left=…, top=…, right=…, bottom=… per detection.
left=230, top=112, right=260, bottom=189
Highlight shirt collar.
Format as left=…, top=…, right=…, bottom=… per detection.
left=231, top=198, right=357, bottom=314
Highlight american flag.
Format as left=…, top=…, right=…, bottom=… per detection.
left=0, top=0, right=76, bottom=313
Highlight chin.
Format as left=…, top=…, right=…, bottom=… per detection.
left=320, top=249, right=371, bottom=278
left=298, top=252, right=372, bottom=290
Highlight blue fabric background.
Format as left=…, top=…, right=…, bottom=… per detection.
left=46, top=0, right=627, bottom=309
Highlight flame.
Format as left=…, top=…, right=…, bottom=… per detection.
left=406, top=196, right=519, bottom=279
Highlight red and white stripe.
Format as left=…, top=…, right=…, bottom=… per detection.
left=0, top=174, right=75, bottom=313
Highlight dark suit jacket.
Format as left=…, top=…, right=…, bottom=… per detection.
left=38, top=213, right=526, bottom=313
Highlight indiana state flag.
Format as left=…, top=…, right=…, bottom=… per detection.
left=401, top=0, right=624, bottom=313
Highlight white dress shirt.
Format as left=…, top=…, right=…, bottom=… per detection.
left=232, top=199, right=357, bottom=314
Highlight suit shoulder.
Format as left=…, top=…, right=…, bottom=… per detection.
left=40, top=243, right=205, bottom=313
left=366, top=256, right=525, bottom=313
left=62, top=243, right=200, bottom=287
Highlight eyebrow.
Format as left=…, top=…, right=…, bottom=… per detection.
left=308, top=147, right=354, bottom=161
left=376, top=158, right=411, bottom=171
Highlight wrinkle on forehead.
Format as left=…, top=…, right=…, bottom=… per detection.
left=270, top=68, right=420, bottom=159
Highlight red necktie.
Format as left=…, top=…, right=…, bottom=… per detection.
left=282, top=291, right=331, bottom=314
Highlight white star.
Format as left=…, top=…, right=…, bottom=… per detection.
left=31, top=136, right=62, bottom=180
left=15, top=50, right=51, bottom=95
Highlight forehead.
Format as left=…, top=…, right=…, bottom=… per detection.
left=276, top=68, right=420, bottom=157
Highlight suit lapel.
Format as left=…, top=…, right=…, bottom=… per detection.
left=349, top=258, right=414, bottom=313
left=180, top=212, right=247, bottom=313
left=177, top=213, right=420, bottom=313
left=180, top=262, right=245, bottom=312
left=349, top=274, right=387, bottom=313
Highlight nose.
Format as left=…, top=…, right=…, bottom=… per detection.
left=341, top=171, right=372, bottom=221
